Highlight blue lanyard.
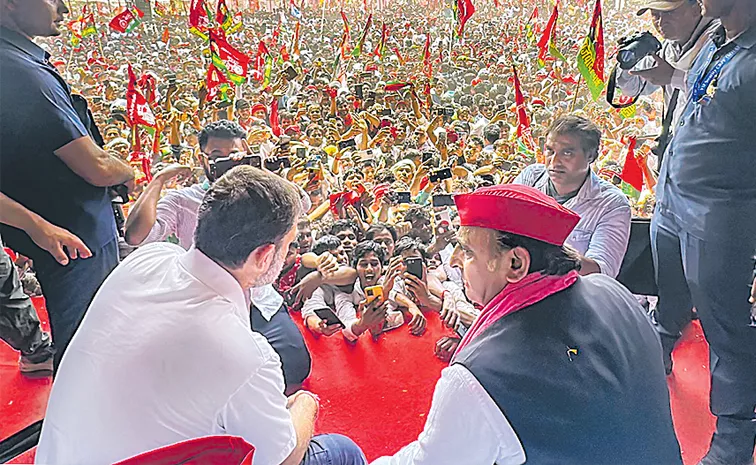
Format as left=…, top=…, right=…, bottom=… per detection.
left=691, top=42, right=741, bottom=104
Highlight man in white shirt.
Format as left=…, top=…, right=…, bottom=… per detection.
left=123, top=120, right=311, bottom=393
left=513, top=115, right=631, bottom=278
left=37, top=166, right=366, bottom=465
left=372, top=184, right=681, bottom=465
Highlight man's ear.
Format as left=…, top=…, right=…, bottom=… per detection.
left=244, top=243, right=276, bottom=274
left=506, top=247, right=531, bottom=283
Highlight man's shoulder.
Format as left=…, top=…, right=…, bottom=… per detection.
left=513, top=163, right=546, bottom=186
left=590, top=173, right=631, bottom=210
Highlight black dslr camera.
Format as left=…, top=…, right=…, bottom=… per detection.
left=616, top=32, right=662, bottom=70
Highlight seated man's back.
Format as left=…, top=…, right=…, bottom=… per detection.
left=36, top=242, right=295, bottom=465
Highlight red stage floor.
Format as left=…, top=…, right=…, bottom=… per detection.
left=0, top=299, right=747, bottom=464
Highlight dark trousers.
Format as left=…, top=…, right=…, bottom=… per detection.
left=651, top=212, right=756, bottom=462
left=0, top=241, right=52, bottom=360
left=300, top=434, right=366, bottom=465
left=251, top=303, right=311, bottom=392
left=35, top=238, right=119, bottom=372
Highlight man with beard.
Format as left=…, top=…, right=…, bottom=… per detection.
left=37, top=166, right=367, bottom=465
left=123, top=120, right=312, bottom=394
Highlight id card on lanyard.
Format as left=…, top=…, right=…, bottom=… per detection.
left=690, top=41, right=741, bottom=105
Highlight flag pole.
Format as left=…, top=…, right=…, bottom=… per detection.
left=87, top=0, right=107, bottom=59
left=570, top=73, right=583, bottom=112
left=319, top=0, right=327, bottom=41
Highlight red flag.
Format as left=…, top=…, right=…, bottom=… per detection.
left=392, top=47, right=405, bottom=66
left=109, top=8, right=138, bottom=33
left=373, top=22, right=388, bottom=58
left=591, top=0, right=605, bottom=80
left=189, top=0, right=210, bottom=38
left=422, top=33, right=432, bottom=77
left=206, top=63, right=233, bottom=102
left=456, top=0, right=475, bottom=37
left=210, top=30, right=251, bottom=84
left=126, top=64, right=156, bottom=128
left=512, top=65, right=530, bottom=138
left=620, top=137, right=644, bottom=192
left=536, top=4, right=560, bottom=65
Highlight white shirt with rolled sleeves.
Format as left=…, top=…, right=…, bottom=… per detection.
left=35, top=244, right=296, bottom=465
left=513, top=164, right=631, bottom=278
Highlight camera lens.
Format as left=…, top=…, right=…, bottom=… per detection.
left=618, top=50, right=637, bottom=69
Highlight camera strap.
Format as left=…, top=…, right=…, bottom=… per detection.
left=605, top=64, right=646, bottom=109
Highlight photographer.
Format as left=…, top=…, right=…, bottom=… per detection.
left=615, top=0, right=719, bottom=139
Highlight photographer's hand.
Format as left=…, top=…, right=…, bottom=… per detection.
left=629, top=54, right=674, bottom=86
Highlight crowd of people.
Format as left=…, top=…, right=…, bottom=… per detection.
left=1, top=0, right=755, bottom=463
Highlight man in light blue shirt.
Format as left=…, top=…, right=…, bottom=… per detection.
left=514, top=115, right=631, bottom=278
left=651, top=0, right=756, bottom=462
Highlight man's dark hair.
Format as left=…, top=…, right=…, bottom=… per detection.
left=352, top=240, right=387, bottom=268
left=483, top=124, right=500, bottom=145
left=365, top=223, right=397, bottom=242
left=330, top=219, right=358, bottom=238
left=312, top=235, right=342, bottom=255
left=547, top=114, right=602, bottom=162
left=494, top=231, right=581, bottom=276
left=403, top=206, right=431, bottom=228
left=195, top=166, right=301, bottom=269
left=393, top=237, right=428, bottom=262
left=297, top=216, right=311, bottom=229
left=198, top=120, right=247, bottom=151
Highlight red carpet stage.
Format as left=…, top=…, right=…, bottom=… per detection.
left=0, top=298, right=748, bottom=464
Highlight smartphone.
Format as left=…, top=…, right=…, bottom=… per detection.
left=380, top=108, right=392, bottom=117
left=209, top=154, right=262, bottom=179
left=429, top=168, right=452, bottom=183
left=296, top=146, right=307, bottom=158
left=338, top=138, right=357, bottom=150
left=432, top=194, right=455, bottom=207
left=396, top=191, right=412, bottom=204
left=354, top=83, right=364, bottom=99
left=314, top=308, right=345, bottom=328
left=364, top=285, right=384, bottom=303
left=405, top=257, right=423, bottom=280
left=283, top=65, right=299, bottom=81
left=264, top=156, right=291, bottom=171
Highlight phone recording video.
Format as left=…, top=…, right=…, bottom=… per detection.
left=429, top=168, right=452, bottom=183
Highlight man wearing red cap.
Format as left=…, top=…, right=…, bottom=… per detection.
left=372, top=185, right=681, bottom=465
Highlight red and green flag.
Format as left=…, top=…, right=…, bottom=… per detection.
left=620, top=137, right=643, bottom=200
left=524, top=6, right=538, bottom=44
left=206, top=63, right=234, bottom=102
left=126, top=64, right=156, bottom=128
left=384, top=81, right=412, bottom=92
left=512, top=65, right=539, bottom=162
left=422, top=33, right=432, bottom=77
left=351, top=14, right=372, bottom=58
left=216, top=0, right=233, bottom=31
left=81, top=7, right=97, bottom=38
left=210, top=30, right=251, bottom=85
left=536, top=4, right=566, bottom=67
left=373, top=22, right=388, bottom=58
left=189, top=0, right=211, bottom=40
left=109, top=6, right=144, bottom=33
left=154, top=1, right=168, bottom=17
left=452, top=0, right=475, bottom=38
left=576, top=0, right=605, bottom=100
left=256, top=40, right=274, bottom=87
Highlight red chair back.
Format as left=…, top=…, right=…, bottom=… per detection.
left=113, top=436, right=254, bottom=465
